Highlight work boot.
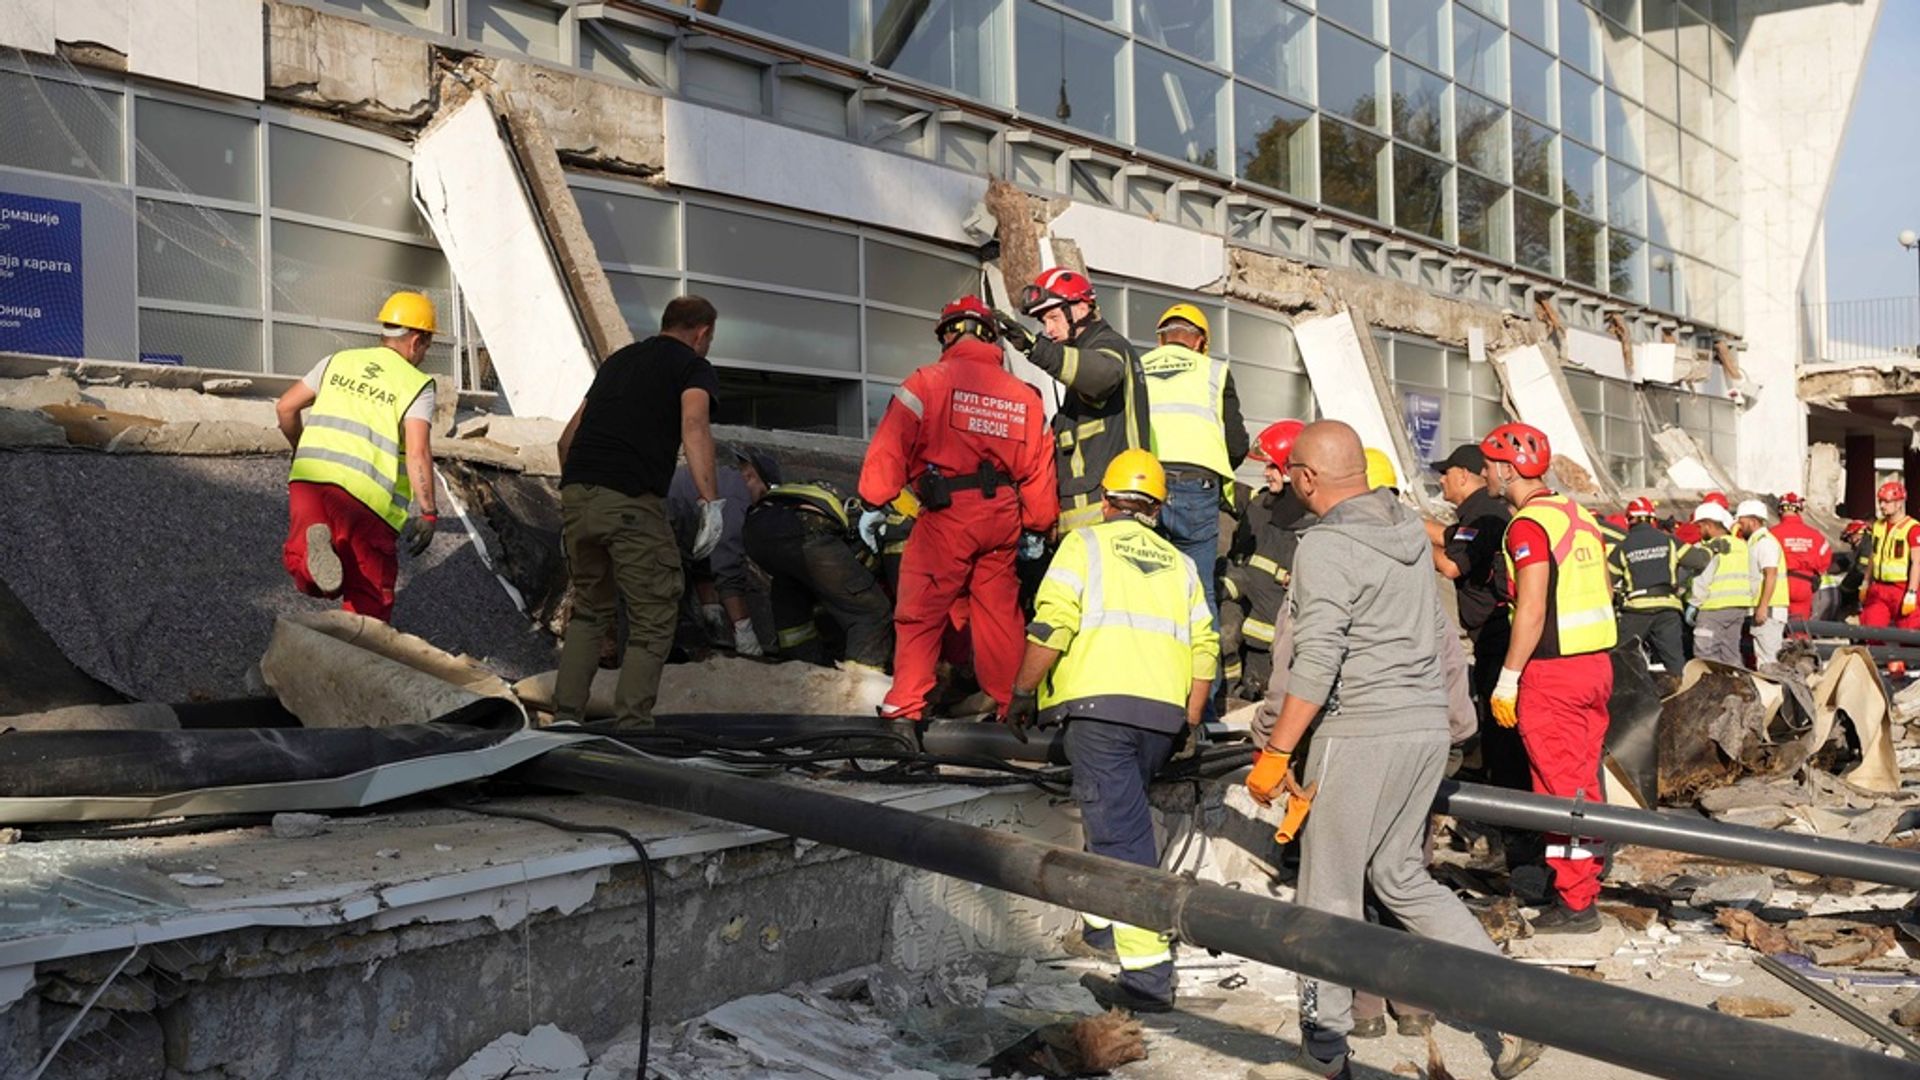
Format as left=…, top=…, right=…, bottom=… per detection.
left=1395, top=1013, right=1434, bottom=1037
left=1058, top=930, right=1118, bottom=964
left=1529, top=901, right=1601, bottom=935
left=305, top=523, right=343, bottom=596
left=1245, top=1050, right=1352, bottom=1079
left=1078, top=972, right=1173, bottom=1014
left=1348, top=1016, right=1386, bottom=1039
left=1493, top=1036, right=1546, bottom=1078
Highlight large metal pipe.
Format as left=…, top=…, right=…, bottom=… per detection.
left=1795, top=620, right=1920, bottom=647
left=519, top=747, right=1914, bottom=1080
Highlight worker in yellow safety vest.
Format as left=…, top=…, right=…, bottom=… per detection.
left=1482, top=422, right=1617, bottom=936
left=1684, top=501, right=1751, bottom=667
left=1003, top=449, right=1216, bottom=1014
left=274, top=291, right=441, bottom=622
left=1735, top=499, right=1790, bottom=668
left=1863, top=481, right=1920, bottom=631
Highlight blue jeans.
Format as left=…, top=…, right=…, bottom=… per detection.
left=1067, top=719, right=1177, bottom=1001
left=1160, top=472, right=1221, bottom=714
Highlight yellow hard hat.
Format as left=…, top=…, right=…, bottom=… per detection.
left=889, top=488, right=921, bottom=519
left=1101, top=448, right=1168, bottom=503
left=1156, top=303, right=1210, bottom=345
left=377, top=291, right=438, bottom=334
left=1364, top=448, right=1398, bottom=492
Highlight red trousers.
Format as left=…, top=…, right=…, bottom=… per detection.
left=283, top=481, right=398, bottom=622
left=1861, top=582, right=1920, bottom=631
left=1516, top=651, right=1614, bottom=911
left=882, top=491, right=1022, bottom=719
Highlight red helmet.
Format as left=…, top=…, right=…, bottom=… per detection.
left=1250, top=419, right=1305, bottom=469
left=1880, top=481, right=1907, bottom=503
left=1480, top=422, right=1552, bottom=480
left=1020, top=267, right=1096, bottom=316
left=1845, top=519, right=1872, bottom=541
left=1626, top=497, right=1656, bottom=518
left=935, top=295, right=997, bottom=343
left=1702, top=491, right=1730, bottom=509
left=1778, top=492, right=1805, bottom=512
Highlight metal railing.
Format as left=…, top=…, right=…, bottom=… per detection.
left=1806, top=297, right=1920, bottom=364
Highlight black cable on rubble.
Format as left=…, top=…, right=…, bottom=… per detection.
left=439, top=796, right=656, bottom=1080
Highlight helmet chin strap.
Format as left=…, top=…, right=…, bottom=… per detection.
left=1068, top=301, right=1098, bottom=339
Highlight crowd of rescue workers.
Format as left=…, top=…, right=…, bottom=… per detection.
left=272, top=276, right=1911, bottom=1080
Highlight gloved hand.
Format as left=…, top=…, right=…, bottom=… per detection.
left=1001, top=688, right=1038, bottom=741
left=732, top=617, right=763, bottom=657
left=1018, top=531, right=1048, bottom=562
left=691, top=498, right=726, bottom=560
left=858, top=508, right=887, bottom=553
left=994, top=312, right=1035, bottom=354
left=1272, top=774, right=1317, bottom=844
left=1491, top=667, right=1522, bottom=729
left=401, top=513, right=436, bottom=557
left=700, top=603, right=730, bottom=642
left=1245, top=748, right=1293, bottom=807
left=1905, top=590, right=1919, bottom=618
left=1170, top=720, right=1203, bottom=763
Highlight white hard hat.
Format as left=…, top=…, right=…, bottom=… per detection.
left=1693, top=502, right=1733, bottom=527
left=1735, top=499, right=1770, bottom=522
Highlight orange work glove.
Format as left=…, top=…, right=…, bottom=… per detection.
left=1491, top=667, right=1522, bottom=729
left=1905, top=590, right=1918, bottom=618
left=1246, top=749, right=1293, bottom=806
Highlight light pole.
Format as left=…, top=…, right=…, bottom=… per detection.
left=1901, top=229, right=1920, bottom=355
left=1651, top=252, right=1674, bottom=312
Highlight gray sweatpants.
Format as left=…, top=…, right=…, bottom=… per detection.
left=1692, top=608, right=1747, bottom=668
left=1295, top=730, right=1499, bottom=1061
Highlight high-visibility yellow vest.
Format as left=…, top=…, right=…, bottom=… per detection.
left=1697, top=534, right=1753, bottom=611
left=764, top=482, right=852, bottom=531
left=1140, top=343, right=1233, bottom=479
left=1502, top=493, right=1618, bottom=657
left=288, top=346, right=432, bottom=530
left=1029, top=518, right=1219, bottom=733
left=1747, top=527, right=1790, bottom=609
left=1873, top=518, right=1917, bottom=585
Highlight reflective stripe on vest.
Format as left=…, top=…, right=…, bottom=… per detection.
left=1698, top=534, right=1752, bottom=611
left=1503, top=494, right=1618, bottom=657
left=1140, top=343, right=1232, bottom=478
left=1747, top=528, right=1790, bottom=608
left=1610, top=526, right=1682, bottom=612
left=1873, top=519, right=1916, bottom=584
left=287, top=346, right=431, bottom=531
left=1248, top=552, right=1289, bottom=586
left=765, top=483, right=851, bottom=531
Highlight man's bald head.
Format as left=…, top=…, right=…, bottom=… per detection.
left=1292, top=420, right=1367, bottom=482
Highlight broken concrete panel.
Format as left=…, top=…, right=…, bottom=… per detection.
left=0, top=407, right=69, bottom=448
left=1651, top=426, right=1728, bottom=492
left=1321, top=266, right=1521, bottom=352
left=1224, top=247, right=1330, bottom=316
left=89, top=382, right=279, bottom=426
left=1291, top=311, right=1401, bottom=458
left=37, top=402, right=162, bottom=448
left=415, top=93, right=601, bottom=422
left=1807, top=442, right=1843, bottom=515
left=265, top=0, right=433, bottom=123
left=0, top=373, right=85, bottom=410
left=260, top=611, right=517, bottom=729
left=106, top=419, right=289, bottom=456
left=491, top=59, right=666, bottom=176
left=439, top=437, right=529, bottom=473
left=1491, top=344, right=1608, bottom=497
left=985, top=179, right=1044, bottom=299
left=515, top=657, right=891, bottom=719
left=1047, top=203, right=1225, bottom=291
left=55, top=0, right=132, bottom=55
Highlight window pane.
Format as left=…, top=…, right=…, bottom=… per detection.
left=1514, top=191, right=1556, bottom=273
left=1677, top=0, right=1711, bottom=76
left=1389, top=0, right=1445, bottom=70
left=1560, top=0, right=1599, bottom=72
left=704, top=0, right=856, bottom=56
left=1512, top=0, right=1551, bottom=47
left=580, top=23, right=672, bottom=88
left=1390, top=61, right=1446, bottom=154
left=1512, top=39, right=1556, bottom=124
left=873, top=0, right=1006, bottom=101
left=1681, top=135, right=1714, bottom=203
left=1644, top=0, right=1678, bottom=54
left=1647, top=179, right=1678, bottom=247
left=1513, top=115, right=1554, bottom=197
left=683, top=51, right=764, bottom=113
left=605, top=271, right=684, bottom=338
left=701, top=283, right=859, bottom=372
left=1601, top=0, right=1639, bottom=30
left=1454, top=9, right=1508, bottom=103
left=1229, top=308, right=1299, bottom=370
left=1565, top=369, right=1602, bottom=409
left=1232, top=364, right=1315, bottom=421
left=1394, top=340, right=1446, bottom=386
left=1057, top=0, right=1120, bottom=21
left=1648, top=247, right=1678, bottom=309
left=1607, top=160, right=1646, bottom=234
left=0, top=71, right=123, bottom=181
left=1135, top=47, right=1225, bottom=167
left=1562, top=68, right=1600, bottom=148
left=1017, top=1, right=1124, bottom=138
left=575, top=187, right=679, bottom=269
left=780, top=78, right=850, bottom=137
left=1233, top=0, right=1313, bottom=101
left=1235, top=85, right=1314, bottom=196
left=866, top=307, right=935, bottom=379
left=1562, top=140, right=1601, bottom=215
left=1644, top=47, right=1678, bottom=119
left=1134, top=0, right=1219, bottom=63
left=139, top=309, right=261, bottom=372
left=1458, top=173, right=1511, bottom=259
left=1128, top=291, right=1224, bottom=351
left=1605, top=93, right=1642, bottom=167
left=138, top=200, right=260, bottom=308
left=1320, top=0, right=1379, bottom=40
left=1457, top=91, right=1510, bottom=180
left=469, top=0, right=565, bottom=59
left=1602, top=31, right=1640, bottom=98
left=269, top=126, right=427, bottom=238
left=1393, top=146, right=1449, bottom=242
left=1319, top=23, right=1385, bottom=129
left=1609, top=230, right=1645, bottom=300
left=1708, top=26, right=1733, bottom=87
left=1645, top=112, right=1680, bottom=185
left=1320, top=119, right=1386, bottom=219
left=272, top=321, right=457, bottom=380
left=1459, top=0, right=1505, bottom=21
left=687, top=206, right=857, bottom=294
left=865, top=241, right=977, bottom=311
left=325, top=0, right=438, bottom=31
left=270, top=220, right=450, bottom=323
left=1715, top=90, right=1739, bottom=153
left=135, top=99, right=257, bottom=202
left=1565, top=212, right=1602, bottom=288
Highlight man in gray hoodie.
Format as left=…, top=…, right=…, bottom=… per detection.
left=1244, top=421, right=1541, bottom=1080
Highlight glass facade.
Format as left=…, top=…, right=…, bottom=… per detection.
left=1378, top=334, right=1512, bottom=476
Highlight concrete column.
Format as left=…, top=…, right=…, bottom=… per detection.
left=1847, top=434, right=1877, bottom=517
left=1906, top=447, right=1920, bottom=517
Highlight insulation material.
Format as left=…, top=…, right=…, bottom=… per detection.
left=1806, top=647, right=1901, bottom=793
left=1292, top=311, right=1399, bottom=456
left=1653, top=426, right=1735, bottom=492
left=513, top=656, right=891, bottom=718
left=261, top=611, right=517, bottom=730
left=1494, top=344, right=1600, bottom=477
left=1565, top=327, right=1631, bottom=381
left=1047, top=203, right=1226, bottom=291
left=413, top=93, right=599, bottom=421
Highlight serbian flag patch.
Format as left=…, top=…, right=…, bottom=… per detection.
left=1513, top=542, right=1534, bottom=560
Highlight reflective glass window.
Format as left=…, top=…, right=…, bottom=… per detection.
left=1058, top=0, right=1120, bottom=21
left=1600, top=0, right=1639, bottom=31
left=1679, top=69, right=1710, bottom=138
left=1459, top=0, right=1505, bottom=22
left=139, top=310, right=261, bottom=372
left=1564, top=211, right=1602, bottom=288
left=1714, top=150, right=1738, bottom=210
left=866, top=307, right=934, bottom=379
left=1389, top=0, right=1445, bottom=70
left=606, top=272, right=684, bottom=338
left=874, top=0, right=1007, bottom=102
left=1458, top=172, right=1511, bottom=259
left=688, top=206, right=858, bottom=294
left=270, top=127, right=428, bottom=238
left=1512, top=0, right=1551, bottom=48
left=1648, top=247, right=1679, bottom=310
left=135, top=99, right=257, bottom=202
left=137, top=200, right=260, bottom=308
left=1561, top=140, right=1601, bottom=215
left=1229, top=308, right=1301, bottom=370
left=1128, top=290, right=1225, bottom=351
left=1676, top=1, right=1711, bottom=76
left=1320, top=119, right=1386, bottom=219
left=683, top=52, right=764, bottom=112
left=1605, top=93, right=1641, bottom=167
left=1609, top=230, right=1645, bottom=300
left=1514, top=191, right=1557, bottom=273
left=1559, top=0, right=1599, bottom=73
left=1134, top=0, right=1220, bottom=63
left=1645, top=112, right=1680, bottom=185
left=580, top=23, right=672, bottom=88
left=1393, top=145, right=1449, bottom=241
left=326, top=0, right=439, bottom=31
left=1235, top=85, right=1315, bottom=196
left=1715, top=90, right=1739, bottom=153
left=0, top=71, right=123, bottom=181
left=1561, top=67, right=1600, bottom=148
left=1454, top=8, right=1508, bottom=103
left=573, top=188, right=680, bottom=269
left=864, top=241, right=977, bottom=311
left=1017, top=1, right=1124, bottom=139
left=1647, top=179, right=1678, bottom=247
left=1320, top=0, right=1380, bottom=40
left=1606, top=160, right=1646, bottom=235
left=270, top=220, right=449, bottom=323
left=1511, top=39, right=1556, bottom=124
left=275, top=321, right=454, bottom=377
left=1390, top=60, right=1447, bottom=154
left=1644, top=45, right=1678, bottom=119
left=1234, top=363, right=1316, bottom=422
left=1319, top=23, right=1386, bottom=130
left=1457, top=91, right=1510, bottom=180
left=1513, top=115, right=1554, bottom=197
left=700, top=283, right=860, bottom=371
left=1643, top=0, right=1677, bottom=54
left=1233, top=0, right=1313, bottom=101
left=1708, top=26, right=1733, bottom=87
left=1135, top=47, right=1226, bottom=167
left=469, top=0, right=566, bottom=60
left=704, top=0, right=857, bottom=56
left=1602, top=32, right=1640, bottom=98
left=1681, top=135, right=1713, bottom=201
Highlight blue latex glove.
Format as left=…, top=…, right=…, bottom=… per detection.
left=858, top=508, right=887, bottom=552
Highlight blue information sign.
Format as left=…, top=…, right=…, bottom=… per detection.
left=1403, top=391, right=1443, bottom=464
left=0, top=192, right=84, bottom=358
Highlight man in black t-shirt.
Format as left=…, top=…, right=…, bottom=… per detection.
left=554, top=296, right=723, bottom=728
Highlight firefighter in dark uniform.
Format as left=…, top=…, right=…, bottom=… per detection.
left=1225, top=419, right=1314, bottom=698
left=742, top=480, right=893, bottom=672
left=1606, top=497, right=1696, bottom=673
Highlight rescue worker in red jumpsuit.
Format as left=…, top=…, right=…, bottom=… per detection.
left=1771, top=493, right=1831, bottom=623
left=1863, top=481, right=1920, bottom=631
left=859, top=297, right=1058, bottom=722
left=1482, top=422, right=1618, bottom=935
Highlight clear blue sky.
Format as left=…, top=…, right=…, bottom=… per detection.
left=1824, top=2, right=1920, bottom=303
